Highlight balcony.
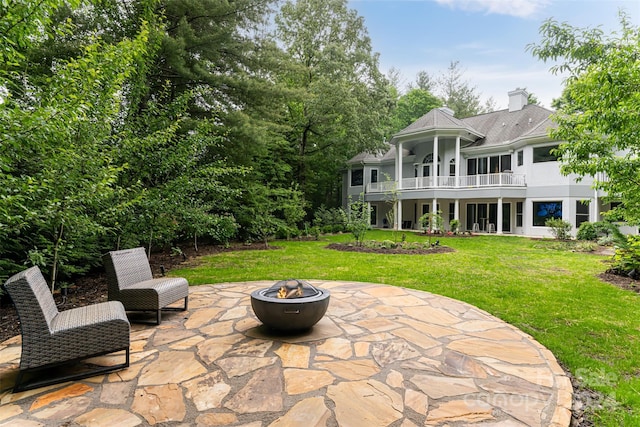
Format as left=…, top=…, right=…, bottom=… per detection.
left=365, top=172, right=526, bottom=193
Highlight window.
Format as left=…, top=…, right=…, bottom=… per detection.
left=449, top=159, right=455, bottom=176
left=517, top=150, right=523, bottom=166
left=516, top=202, right=523, bottom=227
left=468, top=155, right=512, bottom=174
left=478, top=157, right=488, bottom=174
left=370, top=205, right=377, bottom=225
left=490, top=156, right=500, bottom=173
left=467, top=158, right=477, bottom=175
left=533, top=201, right=562, bottom=226
left=449, top=202, right=455, bottom=222
left=351, top=169, right=363, bottom=186
left=576, top=201, right=590, bottom=228
left=370, top=169, right=378, bottom=183
left=501, top=154, right=512, bottom=171
left=533, top=145, right=559, bottom=163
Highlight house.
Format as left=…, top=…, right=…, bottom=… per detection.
left=343, top=89, right=613, bottom=238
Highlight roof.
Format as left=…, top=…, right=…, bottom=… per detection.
left=346, top=143, right=410, bottom=165
left=395, top=108, right=483, bottom=138
left=346, top=102, right=558, bottom=165
left=461, top=104, right=557, bottom=147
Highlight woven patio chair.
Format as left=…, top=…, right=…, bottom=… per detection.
left=102, top=247, right=189, bottom=324
left=4, top=266, right=130, bottom=392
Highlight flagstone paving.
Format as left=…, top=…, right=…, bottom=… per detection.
left=0, top=280, right=572, bottom=426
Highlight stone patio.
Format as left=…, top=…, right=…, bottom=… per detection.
left=0, top=280, right=572, bottom=426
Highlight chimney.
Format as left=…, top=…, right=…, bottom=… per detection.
left=508, top=88, right=528, bottom=112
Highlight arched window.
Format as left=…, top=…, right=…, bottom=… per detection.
left=421, top=154, right=441, bottom=164
left=449, top=159, right=456, bottom=176
left=421, top=154, right=441, bottom=177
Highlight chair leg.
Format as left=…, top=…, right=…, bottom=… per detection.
left=183, top=296, right=188, bottom=311
left=13, top=348, right=130, bottom=393
left=157, top=309, right=162, bottom=325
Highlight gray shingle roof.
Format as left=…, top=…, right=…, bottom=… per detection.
left=461, top=104, right=557, bottom=147
left=346, top=102, right=558, bottom=165
left=395, top=108, right=482, bottom=137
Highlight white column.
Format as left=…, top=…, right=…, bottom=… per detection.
left=454, top=199, right=460, bottom=220
left=433, top=136, right=439, bottom=187
left=455, top=136, right=460, bottom=187
left=396, top=141, right=403, bottom=190
left=593, top=188, right=599, bottom=221
left=396, top=200, right=403, bottom=230
left=497, top=198, right=503, bottom=234
left=432, top=198, right=438, bottom=231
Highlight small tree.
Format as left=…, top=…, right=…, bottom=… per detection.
left=346, top=197, right=370, bottom=246
left=545, top=218, right=572, bottom=240
left=382, top=173, right=400, bottom=241
left=419, top=210, right=444, bottom=234
left=449, top=219, right=460, bottom=234
left=419, top=210, right=444, bottom=246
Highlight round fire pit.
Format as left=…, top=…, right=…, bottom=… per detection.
left=250, top=279, right=330, bottom=332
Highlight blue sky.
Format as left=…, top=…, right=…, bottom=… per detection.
left=348, top=0, right=640, bottom=109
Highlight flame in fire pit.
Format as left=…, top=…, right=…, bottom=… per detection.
left=277, top=280, right=304, bottom=299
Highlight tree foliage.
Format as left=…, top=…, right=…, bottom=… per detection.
left=273, top=0, right=393, bottom=209
left=0, top=2, right=152, bottom=287
left=391, top=88, right=442, bottom=132
left=436, top=61, right=488, bottom=118
left=529, top=12, right=640, bottom=225
left=0, top=0, right=398, bottom=289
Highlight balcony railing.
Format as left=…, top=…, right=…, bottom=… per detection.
left=366, top=172, right=526, bottom=193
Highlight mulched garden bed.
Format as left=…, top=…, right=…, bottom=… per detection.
left=325, top=242, right=455, bottom=255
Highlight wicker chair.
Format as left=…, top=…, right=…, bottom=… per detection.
left=102, top=247, right=189, bottom=324
left=4, top=266, right=130, bottom=392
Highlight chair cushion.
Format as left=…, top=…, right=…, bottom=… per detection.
left=118, top=277, right=189, bottom=310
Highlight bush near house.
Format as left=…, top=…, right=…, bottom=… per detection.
left=545, top=218, right=572, bottom=240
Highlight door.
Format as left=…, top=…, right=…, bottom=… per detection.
left=502, top=203, right=511, bottom=232
left=466, top=204, right=476, bottom=231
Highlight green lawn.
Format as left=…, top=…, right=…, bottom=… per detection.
left=173, top=230, right=640, bottom=425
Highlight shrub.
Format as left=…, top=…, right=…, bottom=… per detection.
left=577, top=221, right=618, bottom=242
left=575, top=241, right=597, bottom=252
left=597, top=235, right=616, bottom=246
left=545, top=218, right=572, bottom=240
left=449, top=219, right=460, bottom=234
left=577, top=222, right=597, bottom=241
left=313, top=206, right=346, bottom=230
left=380, top=240, right=396, bottom=249
left=611, top=235, right=640, bottom=277
left=209, top=215, right=239, bottom=247
left=276, top=225, right=301, bottom=240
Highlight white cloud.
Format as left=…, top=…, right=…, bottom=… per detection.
left=433, top=0, right=551, bottom=18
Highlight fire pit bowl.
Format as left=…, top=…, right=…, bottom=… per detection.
left=250, top=279, right=330, bottom=331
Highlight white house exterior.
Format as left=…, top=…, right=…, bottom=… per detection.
left=343, top=89, right=613, bottom=238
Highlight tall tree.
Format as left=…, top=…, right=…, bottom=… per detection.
left=413, top=70, right=436, bottom=92
left=391, top=88, right=442, bottom=133
left=529, top=12, right=640, bottom=224
left=436, top=60, right=487, bottom=118
left=273, top=0, right=393, bottom=208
